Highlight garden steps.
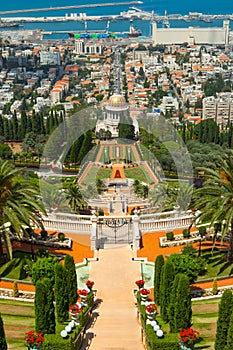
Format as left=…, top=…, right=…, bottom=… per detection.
left=87, top=246, right=144, bottom=350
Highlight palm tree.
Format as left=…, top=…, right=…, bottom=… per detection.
left=193, top=155, right=233, bottom=262
left=0, top=161, right=45, bottom=262
left=65, top=180, right=87, bottom=212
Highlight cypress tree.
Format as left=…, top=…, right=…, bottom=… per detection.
left=168, top=273, right=182, bottom=333
left=64, top=254, right=78, bottom=307
left=226, top=308, right=233, bottom=350
left=3, top=120, right=9, bottom=140
left=12, top=111, right=18, bottom=140
left=54, top=262, right=69, bottom=323
left=0, top=115, right=4, bottom=138
left=160, top=260, right=175, bottom=323
left=35, top=278, right=56, bottom=334
left=20, top=111, right=27, bottom=140
left=154, top=254, right=164, bottom=305
left=215, top=289, right=233, bottom=350
left=173, top=274, right=192, bottom=331
left=69, top=135, right=85, bottom=164
left=0, top=313, right=7, bottom=350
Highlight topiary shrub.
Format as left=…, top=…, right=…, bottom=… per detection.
left=166, top=231, right=174, bottom=241
left=58, top=232, right=65, bottom=242
left=40, top=230, right=48, bottom=240
left=182, top=229, right=190, bottom=239
left=212, top=277, right=218, bottom=295
left=13, top=280, right=19, bottom=297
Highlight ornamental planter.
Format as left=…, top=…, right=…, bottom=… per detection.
left=27, top=346, right=42, bottom=350
left=179, top=341, right=194, bottom=350
left=146, top=311, right=155, bottom=321
left=70, top=313, right=80, bottom=325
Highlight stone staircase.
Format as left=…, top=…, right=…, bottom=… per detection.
left=87, top=246, right=144, bottom=350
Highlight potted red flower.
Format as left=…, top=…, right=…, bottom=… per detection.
left=146, top=303, right=157, bottom=321
left=78, top=289, right=89, bottom=304
left=139, top=288, right=150, bottom=302
left=86, top=280, right=94, bottom=290
left=139, top=288, right=150, bottom=296
left=146, top=303, right=157, bottom=314
left=24, top=330, right=44, bottom=350
left=179, top=328, right=200, bottom=350
left=69, top=304, right=83, bottom=315
left=135, top=279, right=145, bottom=289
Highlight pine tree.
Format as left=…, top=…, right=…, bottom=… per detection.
left=215, top=289, right=233, bottom=350
left=64, top=254, right=78, bottom=307
left=173, top=274, right=192, bottom=331
left=160, top=260, right=175, bottom=323
left=54, top=262, right=69, bottom=323
left=0, top=313, right=7, bottom=350
left=35, top=278, right=56, bottom=334
left=154, top=255, right=164, bottom=305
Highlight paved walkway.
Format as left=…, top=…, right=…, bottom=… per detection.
left=87, top=246, right=144, bottom=350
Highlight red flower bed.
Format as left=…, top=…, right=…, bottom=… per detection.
left=179, top=328, right=200, bottom=346
left=24, top=330, right=44, bottom=347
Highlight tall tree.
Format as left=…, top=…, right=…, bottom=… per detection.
left=64, top=254, right=78, bottom=307
left=0, top=313, right=7, bottom=350
left=193, top=156, right=233, bottom=262
left=0, top=161, right=45, bottom=262
left=160, top=260, right=175, bottom=323
left=173, top=274, right=192, bottom=331
left=226, top=305, right=233, bottom=350
left=215, top=289, right=233, bottom=350
left=154, top=254, right=164, bottom=305
left=54, top=262, right=69, bottom=323
left=35, top=278, right=56, bottom=334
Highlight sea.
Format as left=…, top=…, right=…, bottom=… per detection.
left=1, top=0, right=233, bottom=38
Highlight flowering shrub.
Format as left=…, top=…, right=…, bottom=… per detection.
left=135, top=279, right=145, bottom=288
left=78, top=289, right=89, bottom=296
left=179, top=328, right=200, bottom=346
left=86, top=280, right=94, bottom=288
left=69, top=304, right=83, bottom=314
left=146, top=303, right=157, bottom=313
left=24, top=330, right=44, bottom=347
left=139, top=288, right=150, bottom=296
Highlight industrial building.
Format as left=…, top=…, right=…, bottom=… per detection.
left=152, top=20, right=230, bottom=46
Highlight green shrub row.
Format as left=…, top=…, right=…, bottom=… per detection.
left=145, top=324, right=179, bottom=350
left=43, top=293, right=94, bottom=349
left=137, top=295, right=179, bottom=350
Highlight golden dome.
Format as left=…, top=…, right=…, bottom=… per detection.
left=108, top=94, right=126, bottom=107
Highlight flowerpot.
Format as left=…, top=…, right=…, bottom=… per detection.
left=141, top=294, right=148, bottom=303
left=80, top=295, right=88, bottom=304
left=179, top=341, right=194, bottom=350
left=70, top=313, right=80, bottom=325
left=27, top=346, right=42, bottom=350
left=146, top=312, right=155, bottom=321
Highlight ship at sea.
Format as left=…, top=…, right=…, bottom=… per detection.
left=68, top=21, right=142, bottom=39
left=0, top=22, right=20, bottom=29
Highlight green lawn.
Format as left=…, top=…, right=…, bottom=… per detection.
left=0, top=252, right=33, bottom=281
left=124, top=167, right=148, bottom=183
left=197, top=250, right=233, bottom=281
left=1, top=299, right=35, bottom=350
left=192, top=298, right=220, bottom=349
left=81, top=166, right=111, bottom=186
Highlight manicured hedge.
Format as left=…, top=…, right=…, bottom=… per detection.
left=145, top=325, right=179, bottom=350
